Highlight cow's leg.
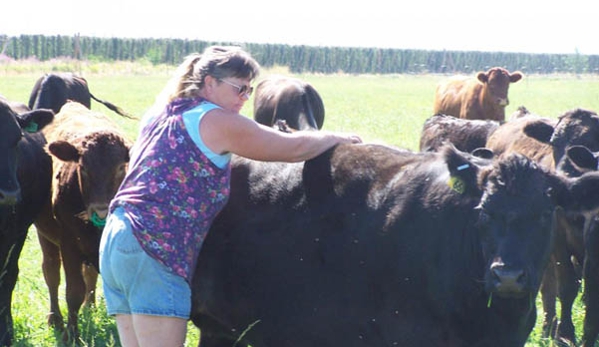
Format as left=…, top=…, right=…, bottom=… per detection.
left=540, top=262, right=557, bottom=338
left=60, top=246, right=87, bottom=343
left=199, top=334, right=248, bottom=347
left=36, top=231, right=64, bottom=330
left=555, top=258, right=579, bottom=344
left=82, top=263, right=98, bottom=306
left=581, top=223, right=599, bottom=347
left=0, top=226, right=29, bottom=347
left=33, top=199, right=65, bottom=330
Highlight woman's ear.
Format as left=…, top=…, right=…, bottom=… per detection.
left=205, top=75, right=218, bottom=88
left=203, top=75, right=218, bottom=96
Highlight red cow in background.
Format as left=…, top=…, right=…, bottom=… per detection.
left=433, top=67, right=523, bottom=121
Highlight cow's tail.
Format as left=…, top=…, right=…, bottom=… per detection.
left=89, top=93, right=137, bottom=120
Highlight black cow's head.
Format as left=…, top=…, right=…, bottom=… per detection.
left=48, top=131, right=130, bottom=225
left=0, top=100, right=54, bottom=205
left=253, top=76, right=324, bottom=131
left=475, top=155, right=558, bottom=299
left=522, top=108, right=599, bottom=169
left=444, top=147, right=599, bottom=300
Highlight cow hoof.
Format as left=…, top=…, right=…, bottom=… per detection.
left=62, top=325, right=81, bottom=345
left=555, top=337, right=576, bottom=347
left=541, top=318, right=557, bottom=338
left=556, top=323, right=576, bottom=346
left=46, top=312, right=64, bottom=330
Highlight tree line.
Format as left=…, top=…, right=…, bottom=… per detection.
left=2, top=34, right=598, bottom=75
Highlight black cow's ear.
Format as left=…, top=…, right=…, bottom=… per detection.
left=471, top=148, right=494, bottom=159
left=48, top=141, right=80, bottom=162
left=443, top=145, right=481, bottom=196
left=565, top=172, right=599, bottom=214
left=566, top=145, right=599, bottom=171
left=17, top=109, right=55, bottom=133
left=523, top=120, right=555, bottom=144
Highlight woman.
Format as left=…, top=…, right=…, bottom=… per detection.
left=99, top=45, right=361, bottom=347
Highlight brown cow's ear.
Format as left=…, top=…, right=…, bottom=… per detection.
left=48, top=141, right=80, bottom=162
left=477, top=72, right=489, bottom=83
left=510, top=72, right=523, bottom=83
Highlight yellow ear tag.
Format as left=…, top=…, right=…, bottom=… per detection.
left=448, top=176, right=466, bottom=194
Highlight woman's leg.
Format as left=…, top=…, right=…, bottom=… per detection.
left=116, top=314, right=139, bottom=347
left=132, top=314, right=187, bottom=347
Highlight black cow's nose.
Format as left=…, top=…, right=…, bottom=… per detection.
left=490, top=262, right=526, bottom=296
left=0, top=188, right=21, bottom=205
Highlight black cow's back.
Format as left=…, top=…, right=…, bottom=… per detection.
left=28, top=73, right=91, bottom=114
left=191, top=145, right=498, bottom=346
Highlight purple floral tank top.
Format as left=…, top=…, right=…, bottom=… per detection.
left=109, top=97, right=231, bottom=282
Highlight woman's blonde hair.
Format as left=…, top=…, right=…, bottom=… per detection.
left=154, top=46, right=260, bottom=106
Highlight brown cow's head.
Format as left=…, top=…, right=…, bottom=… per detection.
left=48, top=131, right=130, bottom=224
left=477, top=67, right=523, bottom=108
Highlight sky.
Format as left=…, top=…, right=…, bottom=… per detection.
left=3, top=0, right=599, bottom=55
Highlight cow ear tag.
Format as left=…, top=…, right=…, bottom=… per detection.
left=448, top=163, right=469, bottom=194
left=90, top=212, right=106, bottom=227
left=23, top=122, right=38, bottom=133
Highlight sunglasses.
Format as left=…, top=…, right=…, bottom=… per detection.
left=218, top=79, right=254, bottom=97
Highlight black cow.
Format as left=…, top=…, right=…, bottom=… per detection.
left=582, top=201, right=599, bottom=347
left=0, top=99, right=54, bottom=346
left=486, top=108, right=599, bottom=346
left=539, top=111, right=599, bottom=347
left=419, top=113, right=501, bottom=153
left=190, top=143, right=599, bottom=347
left=253, top=76, right=324, bottom=130
left=28, top=72, right=133, bottom=118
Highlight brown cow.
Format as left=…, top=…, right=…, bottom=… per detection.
left=433, top=67, right=523, bottom=121
left=486, top=108, right=599, bottom=346
left=486, top=112, right=556, bottom=167
left=35, top=101, right=132, bottom=342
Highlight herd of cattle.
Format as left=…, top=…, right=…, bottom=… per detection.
left=2, top=68, right=599, bottom=347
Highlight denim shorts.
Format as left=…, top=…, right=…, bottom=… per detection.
left=99, top=207, right=191, bottom=318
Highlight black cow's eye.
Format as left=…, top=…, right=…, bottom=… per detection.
left=477, top=210, right=491, bottom=226
left=540, top=210, right=553, bottom=224
left=79, top=167, right=89, bottom=180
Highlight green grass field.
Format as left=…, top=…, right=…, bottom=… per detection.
left=2, top=61, right=599, bottom=346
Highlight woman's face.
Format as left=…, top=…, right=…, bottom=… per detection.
left=209, top=76, right=253, bottom=113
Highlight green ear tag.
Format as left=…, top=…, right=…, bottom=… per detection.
left=90, top=212, right=107, bottom=227
left=23, top=122, right=39, bottom=133
left=448, top=176, right=466, bottom=194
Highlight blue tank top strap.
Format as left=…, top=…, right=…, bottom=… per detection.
left=182, top=102, right=231, bottom=169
